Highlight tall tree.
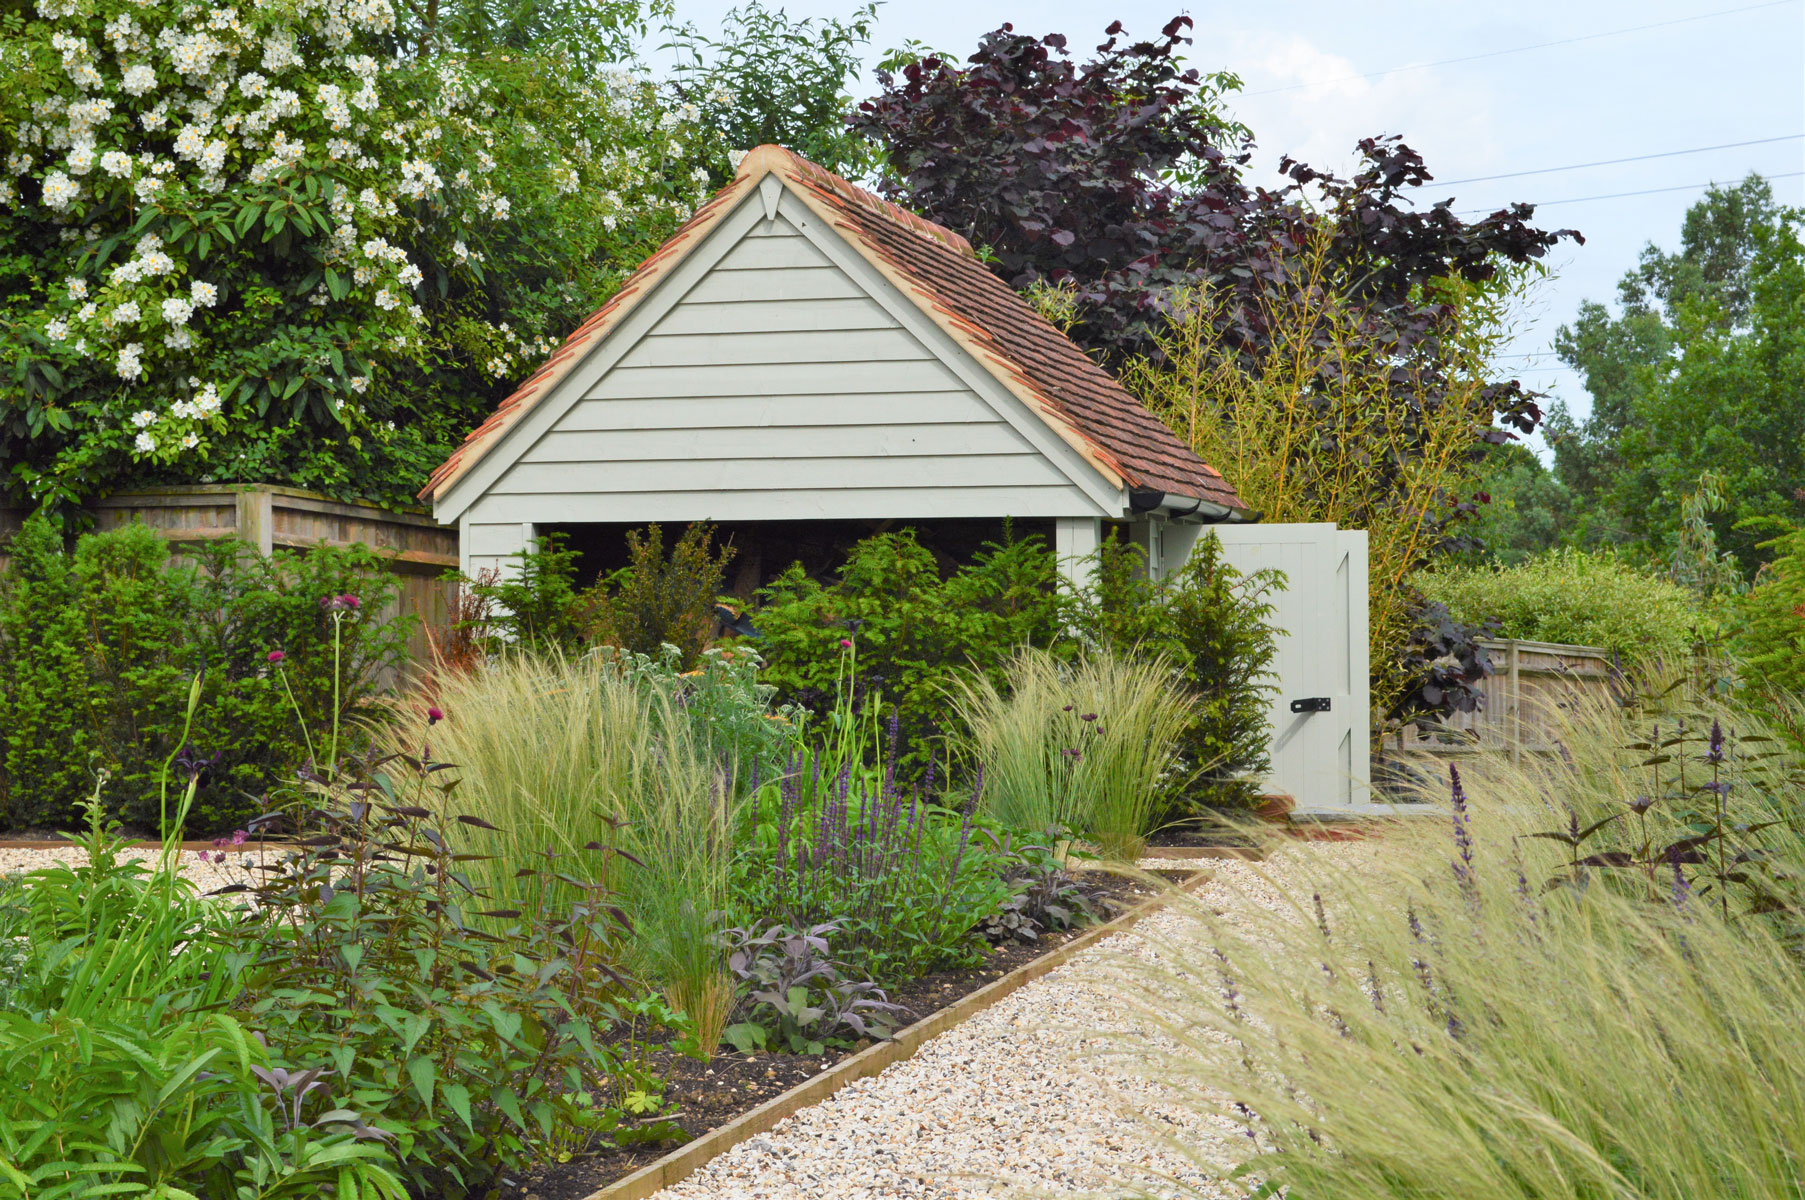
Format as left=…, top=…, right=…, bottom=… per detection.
left=850, top=16, right=1576, bottom=415
left=663, top=2, right=878, bottom=180
left=1551, top=176, right=1805, bottom=571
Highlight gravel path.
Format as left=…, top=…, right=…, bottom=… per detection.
left=651, top=844, right=1374, bottom=1200
left=0, top=844, right=265, bottom=894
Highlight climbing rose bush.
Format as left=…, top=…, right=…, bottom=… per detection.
left=0, top=0, right=718, bottom=508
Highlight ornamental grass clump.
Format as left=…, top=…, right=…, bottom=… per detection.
left=1090, top=683, right=1805, bottom=1200
left=380, top=650, right=741, bottom=1057
left=949, top=647, right=1191, bottom=860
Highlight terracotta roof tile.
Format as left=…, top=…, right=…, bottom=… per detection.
left=423, top=147, right=1242, bottom=513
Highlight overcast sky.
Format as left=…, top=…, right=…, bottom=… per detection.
left=664, top=0, right=1805, bottom=453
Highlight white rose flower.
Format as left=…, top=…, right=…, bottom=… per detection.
left=373, top=287, right=397, bottom=310
left=134, top=431, right=156, bottom=453
left=66, top=276, right=87, bottom=299
left=181, top=432, right=199, bottom=449
left=42, top=171, right=79, bottom=209
left=131, top=408, right=156, bottom=427
left=196, top=383, right=221, bottom=415
left=112, top=299, right=141, bottom=325
left=161, top=296, right=193, bottom=326
left=46, top=318, right=69, bottom=341
left=349, top=375, right=369, bottom=393
left=173, top=126, right=206, bottom=160
left=191, top=280, right=218, bottom=307
left=164, top=327, right=193, bottom=348
left=120, top=64, right=158, bottom=96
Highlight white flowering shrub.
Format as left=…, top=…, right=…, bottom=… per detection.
left=1, top=0, right=721, bottom=508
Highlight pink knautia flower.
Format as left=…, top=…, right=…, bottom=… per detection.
left=267, top=650, right=285, bottom=663
left=838, top=638, right=852, bottom=648
left=427, top=706, right=444, bottom=725
left=320, top=593, right=361, bottom=612
left=231, top=829, right=248, bottom=846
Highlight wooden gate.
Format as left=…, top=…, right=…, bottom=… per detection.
left=1206, top=523, right=1373, bottom=815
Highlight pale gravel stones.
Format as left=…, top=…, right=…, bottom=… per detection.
left=654, top=844, right=1372, bottom=1200
left=0, top=844, right=264, bottom=895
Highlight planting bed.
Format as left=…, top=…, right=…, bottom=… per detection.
left=494, top=873, right=1175, bottom=1200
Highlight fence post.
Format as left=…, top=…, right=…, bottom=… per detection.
left=235, top=488, right=274, bottom=557
left=1508, top=639, right=1522, bottom=767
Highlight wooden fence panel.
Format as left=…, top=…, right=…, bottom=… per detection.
left=1401, top=638, right=1616, bottom=760
left=2, top=486, right=458, bottom=671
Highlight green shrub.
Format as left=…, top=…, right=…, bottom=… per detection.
left=459, top=524, right=735, bottom=670
left=0, top=787, right=405, bottom=1198
left=584, top=522, right=734, bottom=669
left=948, top=647, right=1192, bottom=857
left=748, top=528, right=1069, bottom=778
left=1074, top=532, right=1283, bottom=812
left=1418, top=547, right=1712, bottom=663
left=1733, top=525, right=1805, bottom=701
left=0, top=515, right=409, bottom=834
left=459, top=532, right=587, bottom=654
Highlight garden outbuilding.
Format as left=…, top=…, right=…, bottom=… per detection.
left=420, top=146, right=1250, bottom=588
left=422, top=147, right=1372, bottom=814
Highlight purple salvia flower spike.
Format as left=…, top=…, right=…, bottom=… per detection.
left=882, top=709, right=900, bottom=802
left=1450, top=764, right=1475, bottom=892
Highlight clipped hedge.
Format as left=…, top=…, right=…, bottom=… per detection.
left=1418, top=549, right=1713, bottom=664
left=0, top=515, right=410, bottom=834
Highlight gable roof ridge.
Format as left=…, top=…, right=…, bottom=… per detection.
left=421, top=146, right=1242, bottom=515
left=740, top=145, right=977, bottom=259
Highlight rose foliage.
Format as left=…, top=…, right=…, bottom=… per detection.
left=0, top=0, right=722, bottom=510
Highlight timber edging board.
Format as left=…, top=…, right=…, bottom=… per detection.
left=582, top=869, right=1215, bottom=1200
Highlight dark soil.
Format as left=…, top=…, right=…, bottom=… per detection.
left=497, top=872, right=1180, bottom=1200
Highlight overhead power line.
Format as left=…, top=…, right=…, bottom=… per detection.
left=1455, top=169, right=1805, bottom=214
left=1245, top=0, right=1799, bottom=96
left=1436, top=134, right=1805, bottom=186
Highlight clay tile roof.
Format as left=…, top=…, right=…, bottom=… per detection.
left=422, top=146, right=1243, bottom=513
